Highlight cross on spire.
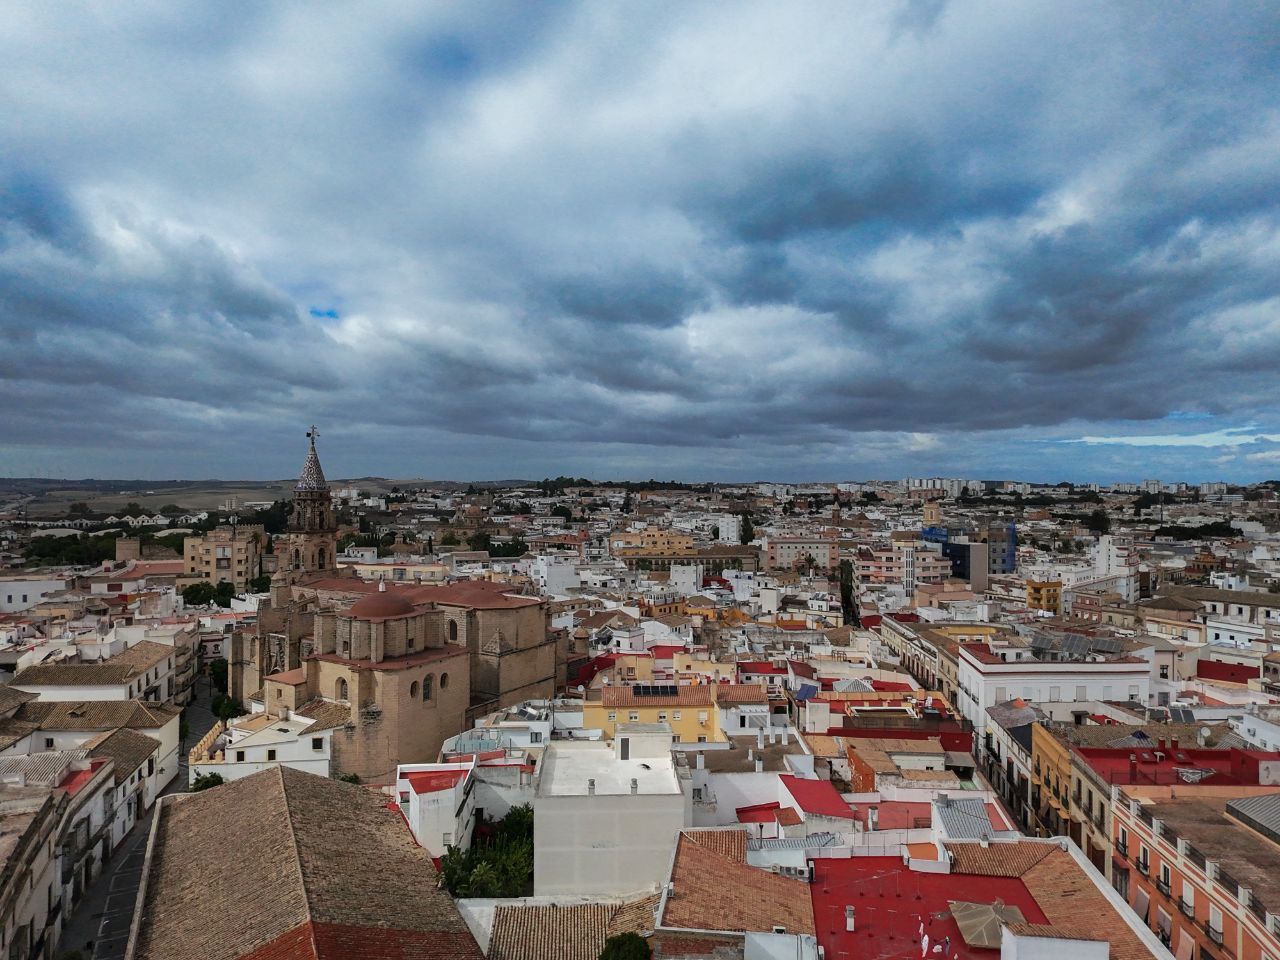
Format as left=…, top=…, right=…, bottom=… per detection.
left=307, top=425, right=319, bottom=443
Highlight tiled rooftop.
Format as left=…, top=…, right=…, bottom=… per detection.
left=661, top=829, right=814, bottom=936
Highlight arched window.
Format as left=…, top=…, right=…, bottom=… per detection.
left=292, top=549, right=301, bottom=569
left=409, top=680, right=420, bottom=699
left=317, top=548, right=326, bottom=570
left=336, top=677, right=348, bottom=701
left=422, top=675, right=433, bottom=701
left=447, top=620, right=458, bottom=644
left=440, top=672, right=449, bottom=689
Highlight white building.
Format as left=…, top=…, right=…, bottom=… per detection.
left=186, top=699, right=348, bottom=785
left=1230, top=706, right=1280, bottom=751
left=395, top=759, right=478, bottom=857
left=956, top=644, right=1151, bottom=741
left=11, top=640, right=177, bottom=703
left=533, top=725, right=690, bottom=896
left=0, top=575, right=66, bottom=613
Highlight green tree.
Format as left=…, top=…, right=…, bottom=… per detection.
left=551, top=504, right=574, bottom=522
left=468, top=531, right=492, bottom=552
left=209, top=657, right=229, bottom=693
left=214, top=581, right=236, bottom=607
left=248, top=574, right=272, bottom=592
left=739, top=512, right=754, bottom=545
left=191, top=772, right=224, bottom=792
left=22, top=533, right=118, bottom=568
left=838, top=558, right=857, bottom=624
left=600, top=932, right=651, bottom=960
left=488, top=536, right=528, bottom=558
left=441, top=531, right=460, bottom=546
left=212, top=695, right=247, bottom=721
left=1084, top=508, right=1111, bottom=536
left=182, top=581, right=217, bottom=606
left=338, top=773, right=361, bottom=784
left=68, top=502, right=91, bottom=516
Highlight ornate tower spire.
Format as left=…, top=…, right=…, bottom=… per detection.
left=285, top=426, right=337, bottom=574
left=296, top=425, right=328, bottom=492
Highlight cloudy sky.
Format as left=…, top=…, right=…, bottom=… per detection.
left=2, top=2, right=1279, bottom=483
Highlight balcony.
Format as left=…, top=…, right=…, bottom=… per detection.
left=1206, top=925, right=1223, bottom=947
left=1157, top=878, right=1171, bottom=897
left=1179, top=899, right=1195, bottom=919
left=1115, top=838, right=1128, bottom=857
left=1136, top=859, right=1150, bottom=876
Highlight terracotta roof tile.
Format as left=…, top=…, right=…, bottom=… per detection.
left=944, top=840, right=1055, bottom=877
left=1022, top=849, right=1157, bottom=960
left=84, top=728, right=160, bottom=785
left=603, top=686, right=715, bottom=708
left=487, top=893, right=659, bottom=960
left=489, top=903, right=611, bottom=960
left=134, top=767, right=481, bottom=960
left=662, top=830, right=813, bottom=935
left=13, top=640, right=172, bottom=687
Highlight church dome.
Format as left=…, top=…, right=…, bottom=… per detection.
left=346, top=589, right=416, bottom=620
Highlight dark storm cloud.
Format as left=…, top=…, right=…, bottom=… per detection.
left=1, top=1, right=1279, bottom=481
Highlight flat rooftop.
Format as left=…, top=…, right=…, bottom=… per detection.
left=1144, top=796, right=1280, bottom=907
left=537, top=741, right=680, bottom=797
left=698, top=735, right=805, bottom=774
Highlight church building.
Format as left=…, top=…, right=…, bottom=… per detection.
left=228, top=430, right=558, bottom=780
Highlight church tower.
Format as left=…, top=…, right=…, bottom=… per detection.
left=284, top=427, right=337, bottom=574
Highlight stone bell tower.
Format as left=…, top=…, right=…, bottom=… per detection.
left=283, top=426, right=338, bottom=575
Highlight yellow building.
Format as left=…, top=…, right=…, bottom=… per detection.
left=583, top=683, right=768, bottom=743
left=183, top=524, right=265, bottom=591
left=610, top=526, right=695, bottom=558
left=603, top=653, right=656, bottom=685
left=1025, top=579, right=1063, bottom=615
left=1030, top=721, right=1072, bottom=837
left=672, top=654, right=737, bottom=684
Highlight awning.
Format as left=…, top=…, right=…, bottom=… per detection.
left=1157, top=907, right=1172, bottom=935
left=1175, top=930, right=1194, bottom=960
left=949, top=901, right=1027, bottom=948
left=1112, top=853, right=1129, bottom=872
left=1134, top=888, right=1151, bottom=923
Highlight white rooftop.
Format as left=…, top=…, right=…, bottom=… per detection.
left=537, top=741, right=680, bottom=797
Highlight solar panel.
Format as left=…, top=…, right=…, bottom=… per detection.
left=634, top=684, right=678, bottom=697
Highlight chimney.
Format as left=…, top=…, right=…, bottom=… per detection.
left=1171, top=736, right=1179, bottom=750
left=757, top=729, right=765, bottom=749
left=630, top=778, right=638, bottom=795
left=748, top=748, right=755, bottom=761
left=755, top=758, right=764, bottom=773
left=1129, top=753, right=1138, bottom=780
left=845, top=905, right=856, bottom=932
left=696, top=752, right=705, bottom=770
left=782, top=727, right=789, bottom=745
left=588, top=778, right=596, bottom=795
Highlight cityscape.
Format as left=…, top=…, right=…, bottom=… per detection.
left=4, top=4, right=1280, bottom=960
left=4, top=445, right=1280, bottom=960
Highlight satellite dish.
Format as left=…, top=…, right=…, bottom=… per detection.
left=576, top=684, right=584, bottom=693
left=1200, top=726, right=1211, bottom=740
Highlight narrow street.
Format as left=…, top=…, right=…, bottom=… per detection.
left=59, top=681, right=220, bottom=960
